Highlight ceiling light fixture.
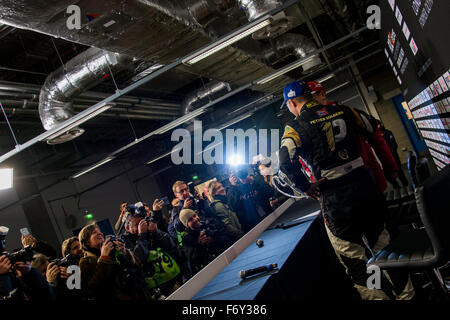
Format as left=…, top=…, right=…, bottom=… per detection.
left=182, top=16, right=272, bottom=65
left=315, top=73, right=335, bottom=83
left=326, top=81, right=351, bottom=94
left=254, top=56, right=317, bottom=85
left=44, top=102, right=113, bottom=142
left=196, top=141, right=223, bottom=155
left=217, top=112, right=254, bottom=131
left=146, top=148, right=181, bottom=165
left=155, top=108, right=207, bottom=135
left=71, top=157, right=115, bottom=179
left=0, top=168, right=13, bottom=190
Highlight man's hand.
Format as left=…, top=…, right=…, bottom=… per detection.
left=59, top=266, right=69, bottom=280
left=0, top=255, right=11, bottom=275
left=183, top=198, right=193, bottom=209
left=229, top=174, right=239, bottom=186
left=198, top=231, right=213, bottom=245
left=270, top=198, right=279, bottom=208
left=153, top=199, right=164, bottom=211
left=304, top=178, right=326, bottom=201
left=21, top=235, right=37, bottom=248
left=138, top=219, right=148, bottom=235
left=46, top=262, right=60, bottom=283
left=100, top=239, right=114, bottom=258
left=148, top=221, right=158, bottom=234
left=119, top=202, right=128, bottom=217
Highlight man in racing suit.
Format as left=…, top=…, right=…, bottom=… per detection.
left=279, top=80, right=414, bottom=300
left=307, top=81, right=399, bottom=193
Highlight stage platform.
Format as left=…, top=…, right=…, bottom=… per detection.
left=190, top=199, right=358, bottom=300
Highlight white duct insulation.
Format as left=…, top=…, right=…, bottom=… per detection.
left=260, top=33, right=322, bottom=72
left=38, top=48, right=138, bottom=143
left=182, top=80, right=231, bottom=115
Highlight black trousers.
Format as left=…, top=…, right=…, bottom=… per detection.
left=319, top=168, right=414, bottom=300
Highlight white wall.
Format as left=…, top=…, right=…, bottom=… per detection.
left=0, top=159, right=163, bottom=254
left=0, top=187, right=30, bottom=251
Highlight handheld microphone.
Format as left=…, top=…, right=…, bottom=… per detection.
left=238, top=263, right=277, bottom=279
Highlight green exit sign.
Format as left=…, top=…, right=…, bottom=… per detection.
left=192, top=175, right=198, bottom=180
left=85, top=213, right=94, bottom=220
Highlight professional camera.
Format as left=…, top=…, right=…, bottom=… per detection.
left=200, top=223, right=218, bottom=238
left=106, top=234, right=119, bottom=243
left=144, top=213, right=157, bottom=224
left=52, top=254, right=75, bottom=268
left=127, top=201, right=146, bottom=217
left=3, top=245, right=34, bottom=264
left=0, top=226, right=9, bottom=253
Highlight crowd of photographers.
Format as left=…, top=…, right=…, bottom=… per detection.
left=0, top=164, right=285, bottom=301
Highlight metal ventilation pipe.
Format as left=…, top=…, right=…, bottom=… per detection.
left=182, top=80, right=231, bottom=115
left=260, top=33, right=322, bottom=72
left=137, top=0, right=235, bottom=28
left=237, top=0, right=296, bottom=40
left=39, top=47, right=137, bottom=143
left=327, top=0, right=355, bottom=32
left=238, top=0, right=281, bottom=21
left=318, top=0, right=359, bottom=36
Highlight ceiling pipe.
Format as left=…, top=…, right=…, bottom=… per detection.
left=318, top=0, right=361, bottom=38
left=2, top=100, right=180, bottom=117
left=0, top=80, right=181, bottom=109
left=137, top=0, right=231, bottom=28
left=181, top=80, right=231, bottom=115
left=238, top=0, right=296, bottom=39
left=0, top=104, right=175, bottom=121
left=0, top=0, right=218, bottom=143
left=327, top=0, right=356, bottom=33
left=0, top=92, right=181, bottom=114
left=237, top=1, right=321, bottom=71
left=238, top=0, right=282, bottom=21
left=39, top=47, right=139, bottom=143
left=257, top=33, right=322, bottom=73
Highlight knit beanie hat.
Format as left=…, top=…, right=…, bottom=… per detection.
left=0, top=226, right=8, bottom=237
left=179, top=209, right=196, bottom=227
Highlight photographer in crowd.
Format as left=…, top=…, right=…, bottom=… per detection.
left=179, top=209, right=223, bottom=276
left=41, top=236, right=86, bottom=300
left=31, top=253, right=49, bottom=277
left=45, top=260, right=76, bottom=300
left=61, top=236, right=84, bottom=266
left=134, top=215, right=185, bottom=297
left=227, top=166, right=273, bottom=232
left=168, top=181, right=212, bottom=245
left=121, top=203, right=147, bottom=255
left=78, top=223, right=150, bottom=300
left=21, top=234, right=57, bottom=261
left=144, top=199, right=169, bottom=233
left=0, top=226, right=55, bottom=301
left=207, top=181, right=244, bottom=247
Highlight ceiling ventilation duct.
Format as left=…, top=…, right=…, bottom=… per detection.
left=238, top=0, right=295, bottom=39
left=326, top=0, right=356, bottom=33
left=182, top=80, right=231, bottom=115
left=0, top=0, right=240, bottom=143
left=238, top=0, right=321, bottom=72
left=39, top=47, right=137, bottom=144
left=260, top=33, right=322, bottom=73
